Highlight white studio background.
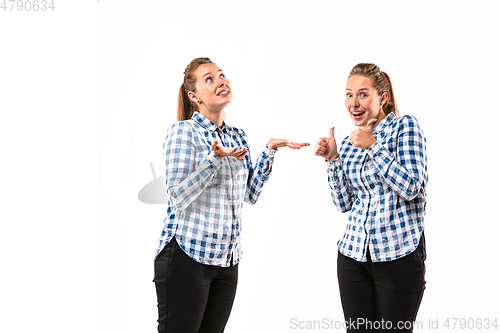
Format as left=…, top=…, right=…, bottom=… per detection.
left=1, top=0, right=499, bottom=332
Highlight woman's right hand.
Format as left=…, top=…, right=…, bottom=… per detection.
left=314, top=127, right=339, bottom=162
left=211, top=140, right=248, bottom=160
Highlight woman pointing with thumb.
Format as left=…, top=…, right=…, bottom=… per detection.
left=315, top=63, right=428, bottom=332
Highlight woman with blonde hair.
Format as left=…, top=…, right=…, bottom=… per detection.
left=153, top=57, right=309, bottom=333
left=315, top=63, right=428, bottom=332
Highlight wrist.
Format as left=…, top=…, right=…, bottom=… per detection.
left=326, top=153, right=339, bottom=162
left=365, top=138, right=376, bottom=150
left=267, top=143, right=277, bottom=150
left=213, top=151, right=225, bottom=159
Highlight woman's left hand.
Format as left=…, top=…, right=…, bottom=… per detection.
left=267, top=139, right=310, bottom=150
left=349, top=119, right=377, bottom=150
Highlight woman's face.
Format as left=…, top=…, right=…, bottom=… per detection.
left=190, top=63, right=232, bottom=112
left=345, top=74, right=386, bottom=127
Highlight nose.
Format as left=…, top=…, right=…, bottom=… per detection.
left=351, top=95, right=360, bottom=109
left=217, top=77, right=227, bottom=88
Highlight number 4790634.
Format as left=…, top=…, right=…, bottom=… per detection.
left=1, top=0, right=55, bottom=11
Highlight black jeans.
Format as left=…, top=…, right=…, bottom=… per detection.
left=337, top=235, right=426, bottom=332
left=153, top=238, right=238, bottom=333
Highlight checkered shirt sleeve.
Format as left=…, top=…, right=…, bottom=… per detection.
left=327, top=158, right=355, bottom=213
left=163, top=121, right=222, bottom=210
left=367, top=115, right=426, bottom=201
left=326, top=114, right=428, bottom=262
left=155, top=113, right=276, bottom=267
left=241, top=129, right=276, bottom=204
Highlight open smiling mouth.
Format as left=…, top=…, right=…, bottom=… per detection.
left=217, top=89, right=230, bottom=96
left=352, top=111, right=365, bottom=119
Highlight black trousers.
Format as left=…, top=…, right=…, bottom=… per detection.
left=153, top=238, right=238, bottom=333
left=337, top=235, right=426, bottom=332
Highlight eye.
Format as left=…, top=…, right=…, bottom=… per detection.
left=205, top=77, right=213, bottom=83
left=346, top=93, right=353, bottom=98
left=360, top=93, right=368, bottom=98
left=219, top=73, right=225, bottom=79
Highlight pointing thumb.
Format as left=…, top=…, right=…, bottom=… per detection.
left=365, top=119, right=377, bottom=130
left=329, top=127, right=335, bottom=139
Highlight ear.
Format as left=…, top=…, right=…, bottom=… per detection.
left=187, top=91, right=198, bottom=103
left=380, top=92, right=388, bottom=106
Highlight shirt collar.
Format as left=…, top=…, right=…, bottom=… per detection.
left=373, top=112, right=396, bottom=134
left=192, top=112, right=229, bottom=134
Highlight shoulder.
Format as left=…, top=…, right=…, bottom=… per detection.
left=392, top=115, right=427, bottom=146
left=167, top=119, right=190, bottom=131
left=394, top=114, right=421, bottom=128
left=389, top=114, right=425, bottom=136
left=165, top=120, right=196, bottom=142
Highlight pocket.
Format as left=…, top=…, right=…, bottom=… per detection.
left=155, top=238, right=179, bottom=265
left=153, top=238, right=180, bottom=283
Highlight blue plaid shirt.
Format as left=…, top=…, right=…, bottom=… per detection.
left=155, top=112, right=276, bottom=266
left=327, top=113, right=428, bottom=262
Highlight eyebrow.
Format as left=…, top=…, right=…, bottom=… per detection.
left=346, top=87, right=369, bottom=91
left=202, top=69, right=223, bottom=78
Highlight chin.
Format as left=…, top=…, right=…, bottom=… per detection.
left=351, top=118, right=364, bottom=127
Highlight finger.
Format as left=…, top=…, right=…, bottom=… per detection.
left=290, top=144, right=309, bottom=149
left=315, top=148, right=326, bottom=156
left=211, top=140, right=218, bottom=150
left=315, top=144, right=327, bottom=153
left=286, top=141, right=297, bottom=149
left=329, top=127, right=335, bottom=139
left=237, top=150, right=248, bottom=160
left=233, top=148, right=247, bottom=160
left=294, top=142, right=310, bottom=147
left=317, top=138, right=327, bottom=146
left=365, top=118, right=377, bottom=129
left=229, top=147, right=245, bottom=156
left=314, top=142, right=328, bottom=150
left=233, top=148, right=246, bottom=155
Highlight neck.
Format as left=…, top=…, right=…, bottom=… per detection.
left=199, top=107, right=225, bottom=128
left=373, top=110, right=387, bottom=127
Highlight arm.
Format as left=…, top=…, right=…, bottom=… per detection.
left=243, top=135, right=309, bottom=204
left=315, top=127, right=353, bottom=212
left=164, top=122, right=222, bottom=210
left=244, top=145, right=276, bottom=205
left=326, top=147, right=355, bottom=213
left=367, top=116, right=427, bottom=201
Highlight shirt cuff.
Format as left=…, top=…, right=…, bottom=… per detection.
left=326, top=157, right=342, bottom=169
left=367, top=140, right=384, bottom=158
left=265, top=145, right=278, bottom=156
left=207, top=151, right=223, bottom=169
